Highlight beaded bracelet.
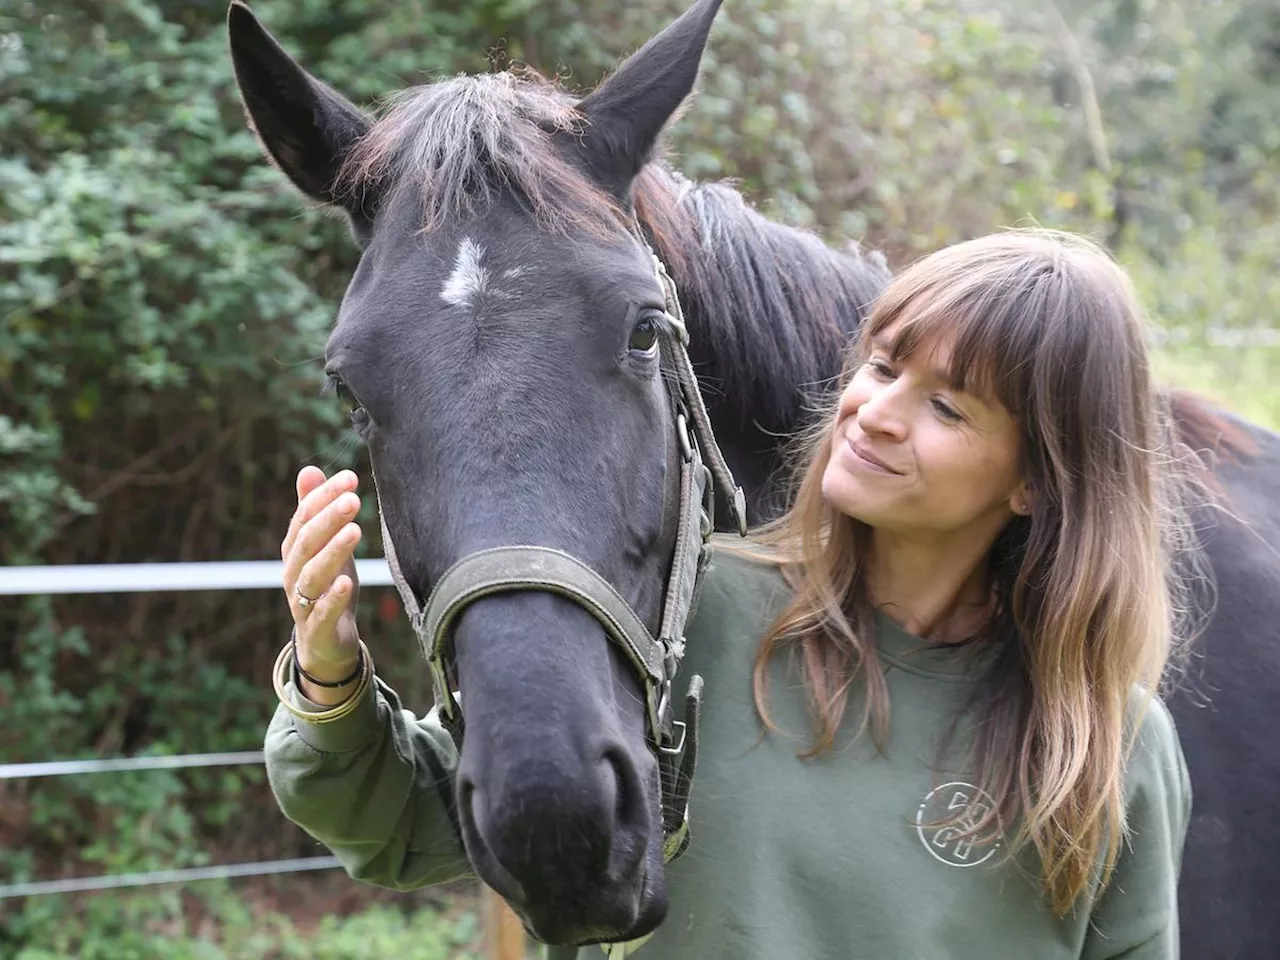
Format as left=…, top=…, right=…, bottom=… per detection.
left=272, top=637, right=374, bottom=725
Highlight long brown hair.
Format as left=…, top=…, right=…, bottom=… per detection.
left=748, top=229, right=1208, bottom=914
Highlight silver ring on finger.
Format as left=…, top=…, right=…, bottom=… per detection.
left=295, top=587, right=323, bottom=609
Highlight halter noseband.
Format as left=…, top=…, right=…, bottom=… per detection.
left=375, top=249, right=747, bottom=872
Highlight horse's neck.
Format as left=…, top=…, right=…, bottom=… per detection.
left=708, top=416, right=793, bottom=524
left=638, top=166, right=892, bottom=522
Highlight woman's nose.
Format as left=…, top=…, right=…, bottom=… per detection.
left=856, top=383, right=909, bottom=439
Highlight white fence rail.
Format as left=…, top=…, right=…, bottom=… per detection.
left=2, top=558, right=533, bottom=960
left=0, top=558, right=393, bottom=901
left=0, top=752, right=265, bottom=780
left=0, top=858, right=344, bottom=900
left=0, top=559, right=394, bottom=595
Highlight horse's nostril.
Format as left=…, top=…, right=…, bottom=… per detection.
left=457, top=775, right=529, bottom=907
left=603, top=748, right=627, bottom=823
left=601, top=745, right=645, bottom=833
left=459, top=778, right=476, bottom=826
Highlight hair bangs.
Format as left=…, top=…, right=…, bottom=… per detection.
left=859, top=264, right=1048, bottom=415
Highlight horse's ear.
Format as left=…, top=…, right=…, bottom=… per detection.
left=575, top=0, right=723, bottom=197
left=227, top=2, right=371, bottom=215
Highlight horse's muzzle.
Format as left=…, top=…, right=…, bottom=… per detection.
left=456, top=734, right=667, bottom=945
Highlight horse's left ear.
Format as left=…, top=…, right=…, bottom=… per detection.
left=575, top=0, right=724, bottom=197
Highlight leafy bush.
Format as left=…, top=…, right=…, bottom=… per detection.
left=9, top=884, right=482, bottom=960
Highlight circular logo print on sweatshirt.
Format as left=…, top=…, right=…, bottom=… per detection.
left=915, top=781, right=1003, bottom=868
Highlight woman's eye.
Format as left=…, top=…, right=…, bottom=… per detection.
left=932, top=398, right=963, bottom=423
left=866, top=359, right=894, bottom=378
left=628, top=316, right=661, bottom=354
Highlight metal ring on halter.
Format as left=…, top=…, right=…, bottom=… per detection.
left=294, top=588, right=322, bottom=609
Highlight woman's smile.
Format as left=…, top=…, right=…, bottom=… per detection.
left=843, top=434, right=904, bottom=475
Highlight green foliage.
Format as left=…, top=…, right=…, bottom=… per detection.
left=8, top=886, right=482, bottom=960
left=667, top=0, right=1084, bottom=248
left=1126, top=213, right=1280, bottom=429
left=661, top=0, right=1280, bottom=419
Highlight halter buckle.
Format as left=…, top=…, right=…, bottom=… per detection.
left=675, top=411, right=694, bottom=464
left=659, top=720, right=687, bottom=756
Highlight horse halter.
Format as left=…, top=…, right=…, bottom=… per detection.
left=374, top=249, right=748, bottom=867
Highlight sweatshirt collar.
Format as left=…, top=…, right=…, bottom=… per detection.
left=874, top=610, right=996, bottom=681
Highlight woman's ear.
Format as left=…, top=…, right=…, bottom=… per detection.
left=1010, top=483, right=1033, bottom=516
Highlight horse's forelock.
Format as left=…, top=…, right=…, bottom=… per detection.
left=336, top=70, right=630, bottom=238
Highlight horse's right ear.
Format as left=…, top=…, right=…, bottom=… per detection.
left=227, top=2, right=371, bottom=214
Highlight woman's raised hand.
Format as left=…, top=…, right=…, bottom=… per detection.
left=281, top=466, right=365, bottom=705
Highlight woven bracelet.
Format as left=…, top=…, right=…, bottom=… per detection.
left=272, top=638, right=373, bottom=725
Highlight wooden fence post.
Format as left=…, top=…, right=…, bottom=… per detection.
left=484, top=884, right=529, bottom=960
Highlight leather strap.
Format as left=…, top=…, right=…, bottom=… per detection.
left=656, top=415, right=713, bottom=655
left=653, top=254, right=748, bottom=536
left=419, top=546, right=669, bottom=736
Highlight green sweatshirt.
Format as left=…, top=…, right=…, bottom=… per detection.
left=265, top=545, right=1190, bottom=959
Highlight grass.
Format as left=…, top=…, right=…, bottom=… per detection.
left=1124, top=219, right=1280, bottom=433
left=1154, top=346, right=1280, bottom=432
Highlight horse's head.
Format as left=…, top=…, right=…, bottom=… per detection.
left=229, top=0, right=729, bottom=945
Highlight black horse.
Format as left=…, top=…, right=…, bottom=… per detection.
left=227, top=0, right=1279, bottom=954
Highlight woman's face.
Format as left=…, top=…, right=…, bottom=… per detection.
left=821, top=323, right=1028, bottom=541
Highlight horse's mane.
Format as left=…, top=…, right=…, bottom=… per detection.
left=337, top=68, right=894, bottom=435
left=1168, top=388, right=1259, bottom=467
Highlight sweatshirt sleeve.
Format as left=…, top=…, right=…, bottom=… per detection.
left=264, top=674, right=473, bottom=890
left=1081, top=696, right=1192, bottom=960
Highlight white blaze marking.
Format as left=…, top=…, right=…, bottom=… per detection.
left=439, top=238, right=489, bottom=309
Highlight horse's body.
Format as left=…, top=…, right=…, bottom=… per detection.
left=1164, top=417, right=1280, bottom=959
left=645, top=161, right=1280, bottom=960
left=228, top=0, right=1279, bottom=953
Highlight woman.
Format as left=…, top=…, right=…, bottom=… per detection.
left=267, top=230, right=1199, bottom=958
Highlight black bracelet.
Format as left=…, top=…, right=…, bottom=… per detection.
left=291, top=633, right=364, bottom=688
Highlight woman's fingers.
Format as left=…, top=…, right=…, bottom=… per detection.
left=283, top=503, right=361, bottom=604
left=336, top=553, right=361, bottom=610
left=297, top=574, right=357, bottom=667
left=280, top=468, right=366, bottom=688
left=293, top=520, right=363, bottom=618
left=282, top=471, right=354, bottom=560
left=296, top=465, right=327, bottom=504
left=282, top=470, right=358, bottom=563
left=287, top=493, right=360, bottom=580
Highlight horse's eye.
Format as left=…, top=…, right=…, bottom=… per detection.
left=325, top=374, right=373, bottom=438
left=324, top=374, right=361, bottom=411
left=628, top=315, right=661, bottom=355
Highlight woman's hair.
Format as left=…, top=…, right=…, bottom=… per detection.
left=747, top=228, right=1209, bottom=914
